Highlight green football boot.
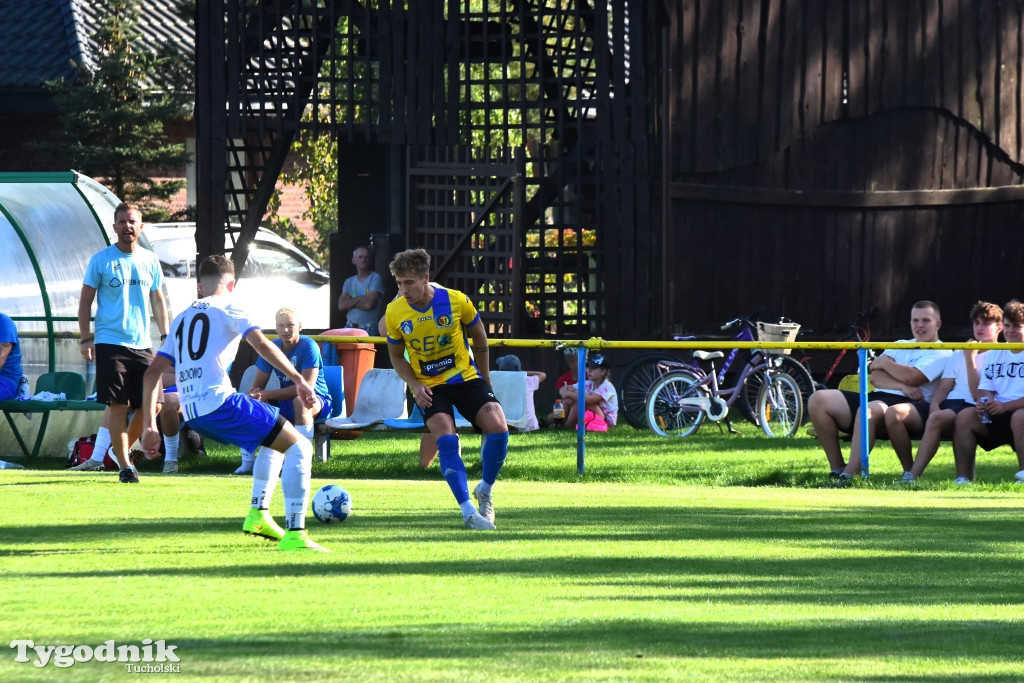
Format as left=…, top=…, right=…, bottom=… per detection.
left=242, top=508, right=285, bottom=541
left=278, top=529, right=330, bottom=552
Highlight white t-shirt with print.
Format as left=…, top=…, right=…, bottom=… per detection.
left=979, top=349, right=1024, bottom=402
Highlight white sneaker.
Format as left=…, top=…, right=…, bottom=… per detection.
left=161, top=461, right=179, bottom=474
left=464, top=512, right=496, bottom=530
left=233, top=463, right=254, bottom=476
left=69, top=459, right=105, bottom=471
left=901, top=471, right=916, bottom=483
left=472, top=483, right=495, bottom=523
left=953, top=476, right=970, bottom=485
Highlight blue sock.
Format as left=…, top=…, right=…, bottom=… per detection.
left=480, top=431, right=509, bottom=486
left=436, top=434, right=470, bottom=504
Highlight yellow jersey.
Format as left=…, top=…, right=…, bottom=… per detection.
left=385, top=285, right=481, bottom=386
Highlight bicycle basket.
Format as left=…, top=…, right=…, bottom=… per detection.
left=756, top=321, right=801, bottom=355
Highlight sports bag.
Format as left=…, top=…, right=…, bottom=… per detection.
left=65, top=434, right=118, bottom=471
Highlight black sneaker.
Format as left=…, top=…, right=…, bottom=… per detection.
left=183, top=427, right=206, bottom=458
left=118, top=467, right=140, bottom=484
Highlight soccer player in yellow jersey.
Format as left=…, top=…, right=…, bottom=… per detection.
left=385, top=248, right=508, bottom=530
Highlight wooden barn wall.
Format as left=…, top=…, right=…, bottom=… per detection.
left=652, top=0, right=1024, bottom=339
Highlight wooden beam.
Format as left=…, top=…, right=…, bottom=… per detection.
left=669, top=182, right=1024, bottom=207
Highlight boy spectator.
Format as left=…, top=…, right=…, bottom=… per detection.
left=951, top=300, right=1024, bottom=483
left=808, top=301, right=952, bottom=483
left=892, top=301, right=1003, bottom=482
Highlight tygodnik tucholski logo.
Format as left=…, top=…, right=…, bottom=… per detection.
left=10, top=639, right=180, bottom=671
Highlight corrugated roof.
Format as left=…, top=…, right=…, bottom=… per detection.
left=0, top=0, right=193, bottom=91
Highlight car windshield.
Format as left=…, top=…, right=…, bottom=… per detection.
left=151, top=237, right=196, bottom=279
left=248, top=243, right=313, bottom=278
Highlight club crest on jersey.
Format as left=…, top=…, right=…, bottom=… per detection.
left=401, top=320, right=413, bottom=335
left=436, top=314, right=453, bottom=328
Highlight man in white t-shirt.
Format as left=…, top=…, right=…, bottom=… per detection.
left=952, top=300, right=1024, bottom=483
left=893, top=301, right=1003, bottom=482
left=139, top=255, right=330, bottom=552
left=808, top=301, right=952, bottom=483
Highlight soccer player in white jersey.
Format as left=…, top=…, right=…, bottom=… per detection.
left=139, top=255, right=329, bottom=552
left=384, top=248, right=509, bottom=530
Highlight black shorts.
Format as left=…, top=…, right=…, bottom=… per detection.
left=977, top=412, right=1017, bottom=452
left=907, top=400, right=932, bottom=424
left=939, top=398, right=972, bottom=415
left=95, top=344, right=153, bottom=409
left=423, top=378, right=500, bottom=429
left=840, top=390, right=913, bottom=424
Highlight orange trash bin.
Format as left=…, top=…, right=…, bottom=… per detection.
left=322, top=328, right=378, bottom=416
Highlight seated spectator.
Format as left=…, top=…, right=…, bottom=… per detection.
left=495, top=354, right=546, bottom=432
left=235, top=307, right=331, bottom=475
left=547, top=347, right=582, bottom=425
left=808, top=301, right=952, bottom=484
left=952, top=300, right=1024, bottom=483
left=562, top=352, right=617, bottom=431
left=892, top=301, right=1003, bottom=482
left=0, top=312, right=23, bottom=401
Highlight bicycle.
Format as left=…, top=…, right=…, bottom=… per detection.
left=643, top=345, right=804, bottom=438
left=617, top=315, right=816, bottom=430
left=793, top=308, right=878, bottom=390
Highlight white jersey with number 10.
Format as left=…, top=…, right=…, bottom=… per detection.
left=156, top=295, right=260, bottom=421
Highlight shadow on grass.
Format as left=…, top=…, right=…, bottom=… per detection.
left=55, top=619, right=1024, bottom=668
left=5, top=502, right=1022, bottom=608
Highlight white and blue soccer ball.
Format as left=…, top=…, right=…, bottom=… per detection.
left=311, top=484, right=352, bottom=523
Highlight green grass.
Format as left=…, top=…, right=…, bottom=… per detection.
left=2, top=424, right=1024, bottom=681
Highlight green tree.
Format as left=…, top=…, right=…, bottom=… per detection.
left=33, top=0, right=191, bottom=220
left=266, top=128, right=337, bottom=266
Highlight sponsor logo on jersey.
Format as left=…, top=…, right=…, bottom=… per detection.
left=436, top=314, right=453, bottom=328
left=422, top=354, right=456, bottom=376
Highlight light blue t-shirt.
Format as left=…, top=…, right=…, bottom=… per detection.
left=0, top=313, right=22, bottom=399
left=83, top=245, right=163, bottom=349
left=255, top=335, right=329, bottom=400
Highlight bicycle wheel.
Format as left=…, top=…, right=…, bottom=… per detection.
left=757, top=372, right=803, bottom=437
left=645, top=371, right=708, bottom=437
left=742, top=354, right=817, bottom=425
left=618, top=352, right=683, bottom=428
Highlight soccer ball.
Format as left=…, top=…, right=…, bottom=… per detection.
left=311, top=484, right=352, bottom=523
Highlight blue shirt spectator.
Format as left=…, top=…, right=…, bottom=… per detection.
left=0, top=313, right=23, bottom=400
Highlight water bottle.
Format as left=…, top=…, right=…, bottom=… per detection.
left=979, top=396, right=992, bottom=424
left=553, top=398, right=565, bottom=425
left=16, top=375, right=30, bottom=400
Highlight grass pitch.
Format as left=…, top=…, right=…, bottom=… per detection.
left=2, top=424, right=1023, bottom=681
